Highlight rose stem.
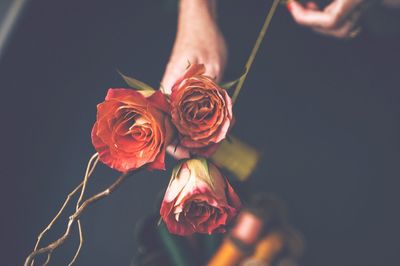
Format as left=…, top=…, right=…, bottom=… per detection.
left=30, top=153, right=99, bottom=266
left=231, top=0, right=281, bottom=104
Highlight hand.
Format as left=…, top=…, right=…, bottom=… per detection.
left=161, top=0, right=227, bottom=94
left=287, top=0, right=375, bottom=39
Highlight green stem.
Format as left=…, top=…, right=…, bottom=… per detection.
left=231, top=0, right=281, bottom=104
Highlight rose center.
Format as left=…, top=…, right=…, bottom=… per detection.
left=182, top=93, right=215, bottom=122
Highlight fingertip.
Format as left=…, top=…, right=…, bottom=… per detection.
left=160, top=79, right=172, bottom=95
left=288, top=0, right=306, bottom=16
left=204, top=63, right=221, bottom=82
left=286, top=0, right=293, bottom=12
left=287, top=0, right=306, bottom=23
left=287, top=0, right=302, bottom=13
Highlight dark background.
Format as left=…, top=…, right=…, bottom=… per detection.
left=1, top=0, right=400, bottom=265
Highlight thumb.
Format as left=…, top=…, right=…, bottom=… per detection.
left=161, top=59, right=190, bottom=94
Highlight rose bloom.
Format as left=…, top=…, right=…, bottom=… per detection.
left=160, top=158, right=241, bottom=236
left=92, top=88, right=173, bottom=172
left=170, top=64, right=233, bottom=156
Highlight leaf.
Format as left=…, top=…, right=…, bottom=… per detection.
left=117, top=70, right=155, bottom=92
left=137, top=89, right=156, bottom=97
left=220, top=68, right=248, bottom=90
left=188, top=157, right=215, bottom=189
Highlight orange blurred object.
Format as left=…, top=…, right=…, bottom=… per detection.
left=231, top=211, right=264, bottom=245
left=241, top=232, right=284, bottom=266
left=208, top=238, right=246, bottom=266
left=208, top=210, right=265, bottom=266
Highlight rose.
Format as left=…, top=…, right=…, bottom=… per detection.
left=170, top=63, right=233, bottom=156
left=160, top=158, right=241, bottom=236
left=91, top=88, right=173, bottom=172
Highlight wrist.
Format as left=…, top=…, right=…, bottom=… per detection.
left=178, top=0, right=217, bottom=31
left=179, top=0, right=217, bottom=16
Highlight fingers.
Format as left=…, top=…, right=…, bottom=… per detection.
left=161, top=59, right=190, bottom=94
left=204, top=63, right=223, bottom=82
left=312, top=11, right=362, bottom=39
left=288, top=0, right=343, bottom=29
left=161, top=59, right=223, bottom=95
left=287, top=0, right=365, bottom=39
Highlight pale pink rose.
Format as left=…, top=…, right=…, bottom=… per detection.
left=160, top=158, right=241, bottom=236
left=169, top=64, right=233, bottom=157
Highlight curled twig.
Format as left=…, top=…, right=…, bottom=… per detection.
left=66, top=151, right=99, bottom=266
left=29, top=153, right=98, bottom=266
left=67, top=220, right=84, bottom=266
left=25, top=155, right=131, bottom=266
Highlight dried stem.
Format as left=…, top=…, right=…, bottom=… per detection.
left=65, top=153, right=99, bottom=265
left=76, top=153, right=99, bottom=210
left=30, top=153, right=98, bottom=266
left=231, top=0, right=280, bottom=104
left=67, top=220, right=83, bottom=266
left=24, top=171, right=130, bottom=266
left=41, top=253, right=51, bottom=266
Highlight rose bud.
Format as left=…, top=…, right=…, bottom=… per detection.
left=92, top=88, right=173, bottom=172
left=170, top=63, right=233, bottom=156
left=160, top=158, right=241, bottom=236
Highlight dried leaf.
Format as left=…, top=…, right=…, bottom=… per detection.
left=117, top=70, right=155, bottom=92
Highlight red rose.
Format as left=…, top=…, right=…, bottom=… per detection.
left=170, top=64, right=233, bottom=156
left=92, top=88, right=173, bottom=172
left=160, top=158, right=241, bottom=236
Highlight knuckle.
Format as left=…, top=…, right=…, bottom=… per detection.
left=213, top=63, right=221, bottom=75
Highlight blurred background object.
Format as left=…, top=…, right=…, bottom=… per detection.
left=132, top=193, right=303, bottom=266
left=0, top=0, right=28, bottom=60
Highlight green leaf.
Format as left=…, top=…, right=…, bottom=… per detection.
left=220, top=68, right=247, bottom=90
left=220, top=80, right=238, bottom=90
left=117, top=70, right=155, bottom=92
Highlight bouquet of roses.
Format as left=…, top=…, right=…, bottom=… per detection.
left=94, top=63, right=242, bottom=236
left=24, top=0, right=281, bottom=264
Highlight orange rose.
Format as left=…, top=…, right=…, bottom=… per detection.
left=160, top=158, right=241, bottom=236
left=170, top=64, right=233, bottom=156
left=92, top=88, right=173, bottom=172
